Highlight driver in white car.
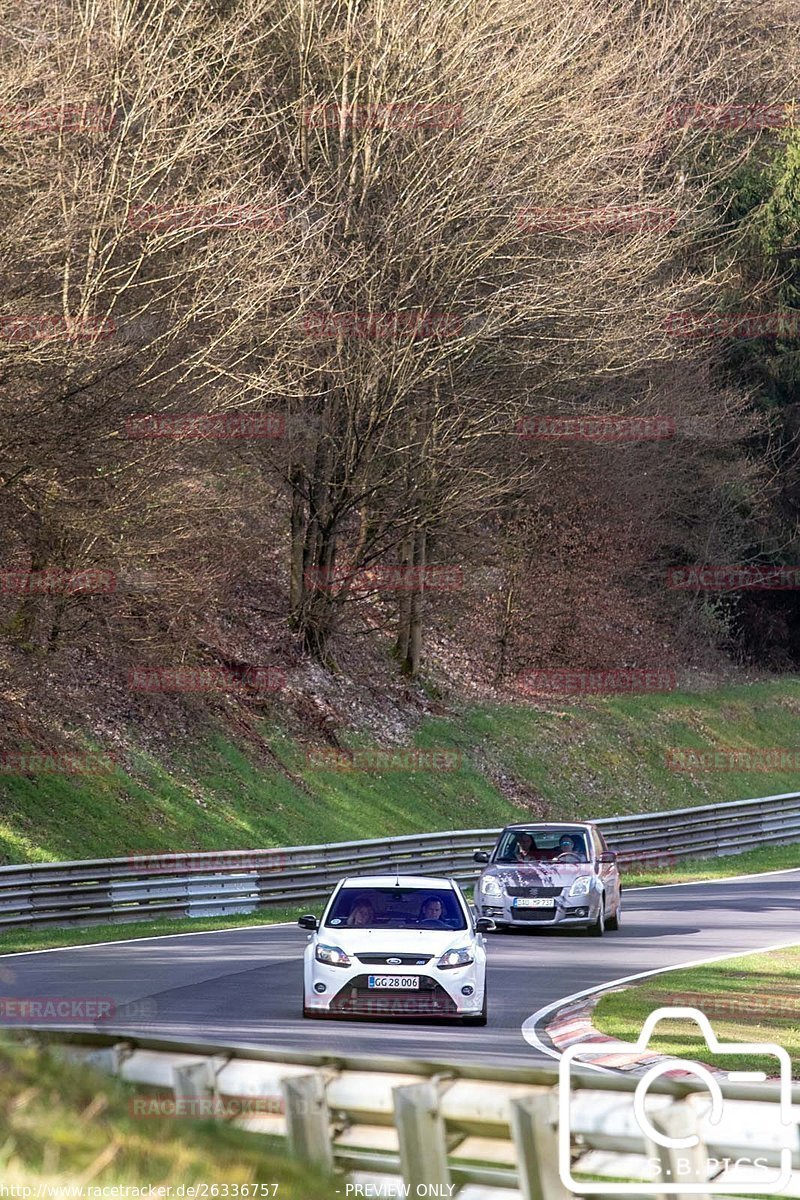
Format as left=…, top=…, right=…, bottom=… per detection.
left=418, top=895, right=448, bottom=926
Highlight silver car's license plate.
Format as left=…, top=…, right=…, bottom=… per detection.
left=514, top=898, right=556, bottom=908
left=368, top=975, right=420, bottom=989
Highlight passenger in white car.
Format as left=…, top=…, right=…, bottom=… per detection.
left=347, top=900, right=375, bottom=927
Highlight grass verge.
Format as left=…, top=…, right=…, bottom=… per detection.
left=623, top=840, right=800, bottom=887
left=0, top=906, right=309, bottom=956
left=593, top=945, right=800, bottom=1076
left=1, top=678, right=799, bottom=865
left=0, top=1034, right=333, bottom=1192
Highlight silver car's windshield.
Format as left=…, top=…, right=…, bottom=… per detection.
left=325, top=887, right=467, bottom=930
left=494, top=829, right=590, bottom=863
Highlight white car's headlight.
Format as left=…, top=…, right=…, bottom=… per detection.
left=481, top=876, right=503, bottom=896
left=568, top=876, right=592, bottom=897
left=315, top=943, right=351, bottom=967
left=437, top=946, right=475, bottom=970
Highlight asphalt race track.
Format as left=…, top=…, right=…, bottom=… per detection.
left=2, top=871, right=798, bottom=1067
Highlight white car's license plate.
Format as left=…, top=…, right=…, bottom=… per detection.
left=514, top=897, right=556, bottom=908
left=367, top=975, right=420, bottom=989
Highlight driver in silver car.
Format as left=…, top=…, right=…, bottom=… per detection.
left=558, top=833, right=587, bottom=861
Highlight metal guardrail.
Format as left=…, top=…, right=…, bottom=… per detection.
left=30, top=1029, right=800, bottom=1199
left=1, top=790, right=798, bottom=931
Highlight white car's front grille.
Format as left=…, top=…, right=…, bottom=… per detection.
left=355, top=953, right=433, bottom=965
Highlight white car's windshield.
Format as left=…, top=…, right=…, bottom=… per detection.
left=325, top=887, right=467, bottom=930
left=495, top=829, right=590, bottom=863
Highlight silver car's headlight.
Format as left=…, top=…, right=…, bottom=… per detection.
left=481, top=876, right=503, bottom=896
left=315, top=943, right=351, bottom=967
left=437, top=946, right=475, bottom=970
left=568, top=876, right=592, bottom=897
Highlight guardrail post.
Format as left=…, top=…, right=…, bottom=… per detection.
left=648, top=1102, right=710, bottom=1200
left=509, top=1090, right=571, bottom=1200
left=393, top=1081, right=451, bottom=1191
left=51, top=1040, right=133, bottom=1077
left=173, top=1060, right=214, bottom=1109
left=282, top=1071, right=334, bottom=1171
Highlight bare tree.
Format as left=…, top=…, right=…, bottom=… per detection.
left=0, top=0, right=790, bottom=686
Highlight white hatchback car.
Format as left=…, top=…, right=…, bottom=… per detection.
left=299, top=874, right=491, bottom=1024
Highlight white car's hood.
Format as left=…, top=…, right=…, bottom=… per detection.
left=317, top=927, right=470, bottom=956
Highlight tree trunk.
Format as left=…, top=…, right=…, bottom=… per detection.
left=407, top=526, right=426, bottom=677
left=289, top=462, right=307, bottom=622
left=394, top=531, right=413, bottom=664
left=46, top=594, right=69, bottom=655
left=396, top=526, right=426, bottom=677
left=495, top=577, right=516, bottom=685
left=9, top=535, right=46, bottom=651
left=301, top=521, right=338, bottom=663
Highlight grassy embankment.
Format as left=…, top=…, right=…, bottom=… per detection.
left=0, top=1034, right=332, bottom=1192
left=2, top=678, right=799, bottom=865
left=1, top=678, right=799, bottom=951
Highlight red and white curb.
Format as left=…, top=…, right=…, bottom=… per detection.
left=524, top=936, right=800, bottom=1077
left=543, top=990, right=719, bottom=1076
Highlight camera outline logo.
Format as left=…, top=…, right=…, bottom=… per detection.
left=558, top=1006, right=793, bottom=1195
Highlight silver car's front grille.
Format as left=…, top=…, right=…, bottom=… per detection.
left=505, top=886, right=562, bottom=898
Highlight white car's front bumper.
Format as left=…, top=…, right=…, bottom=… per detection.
left=304, top=953, right=485, bottom=1018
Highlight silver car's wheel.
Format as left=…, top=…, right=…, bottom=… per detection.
left=606, top=892, right=621, bottom=931
left=587, top=899, right=605, bottom=937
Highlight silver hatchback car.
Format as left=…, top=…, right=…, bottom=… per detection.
left=472, top=822, right=621, bottom=935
